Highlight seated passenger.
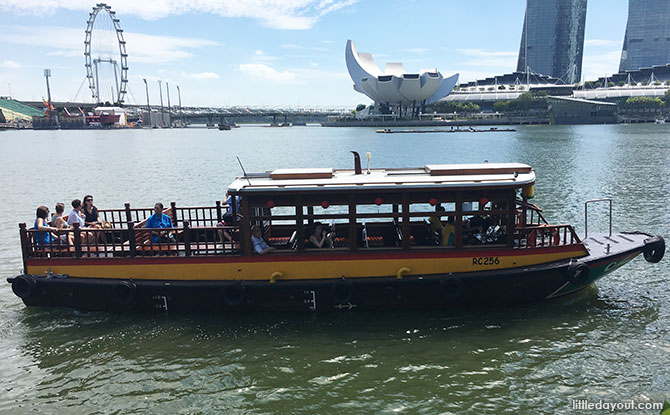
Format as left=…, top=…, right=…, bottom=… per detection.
left=82, top=195, right=100, bottom=227
left=441, top=216, right=455, bottom=246
left=52, top=203, right=74, bottom=245
left=429, top=205, right=446, bottom=233
left=67, top=199, right=96, bottom=244
left=146, top=202, right=174, bottom=243
left=306, top=222, right=334, bottom=248
left=34, top=206, right=60, bottom=245
left=251, top=225, right=275, bottom=255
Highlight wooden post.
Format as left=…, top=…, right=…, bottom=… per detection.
left=215, top=200, right=222, bottom=223
left=73, top=222, right=82, bottom=258
left=170, top=201, right=178, bottom=225
left=127, top=221, right=136, bottom=257
left=241, top=196, right=251, bottom=255
left=183, top=220, right=191, bottom=256
left=348, top=194, right=357, bottom=251
left=124, top=203, right=132, bottom=223
left=19, top=223, right=29, bottom=272
left=307, top=206, right=314, bottom=227
left=295, top=196, right=305, bottom=252
left=507, top=191, right=516, bottom=247
left=455, top=192, right=463, bottom=249
left=401, top=193, right=410, bottom=250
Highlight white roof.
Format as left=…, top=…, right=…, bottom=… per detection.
left=228, top=163, right=535, bottom=193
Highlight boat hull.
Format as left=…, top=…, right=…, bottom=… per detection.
left=7, top=233, right=663, bottom=312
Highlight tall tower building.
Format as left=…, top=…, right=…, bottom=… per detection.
left=516, top=0, right=588, bottom=84
left=619, top=0, right=670, bottom=72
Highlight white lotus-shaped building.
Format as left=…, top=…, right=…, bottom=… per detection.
left=345, top=40, right=459, bottom=107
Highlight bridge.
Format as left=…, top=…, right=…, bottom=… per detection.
left=20, top=100, right=352, bottom=126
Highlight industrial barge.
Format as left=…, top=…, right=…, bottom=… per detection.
left=8, top=156, right=665, bottom=312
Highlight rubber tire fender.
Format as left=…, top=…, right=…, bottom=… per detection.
left=567, top=262, right=590, bottom=284
left=113, top=281, right=137, bottom=305
left=643, top=237, right=665, bottom=264
left=223, top=282, right=246, bottom=307
left=12, top=275, right=37, bottom=300
left=331, top=280, right=354, bottom=304
left=440, top=278, right=464, bottom=301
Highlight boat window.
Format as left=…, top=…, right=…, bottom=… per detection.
left=355, top=202, right=402, bottom=249
left=409, top=200, right=457, bottom=248
left=462, top=198, right=508, bottom=246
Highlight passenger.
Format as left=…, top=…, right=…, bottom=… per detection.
left=251, top=224, right=275, bottom=255
left=52, top=203, right=74, bottom=245
left=146, top=202, right=174, bottom=243
left=442, top=216, right=455, bottom=246
left=224, top=191, right=241, bottom=215
left=306, top=222, right=334, bottom=248
left=217, top=213, right=234, bottom=243
left=34, top=206, right=59, bottom=245
left=429, top=205, right=446, bottom=233
left=67, top=199, right=96, bottom=244
left=82, top=195, right=99, bottom=227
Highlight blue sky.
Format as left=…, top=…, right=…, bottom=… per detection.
left=0, top=0, right=628, bottom=107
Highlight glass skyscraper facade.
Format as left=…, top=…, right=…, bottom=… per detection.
left=516, top=0, right=587, bottom=84
left=619, top=0, right=670, bottom=72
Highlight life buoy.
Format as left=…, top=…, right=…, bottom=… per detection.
left=643, top=237, right=665, bottom=264
left=567, top=262, right=590, bottom=284
left=113, top=281, right=137, bottom=305
left=223, top=282, right=246, bottom=306
left=12, top=275, right=37, bottom=299
left=440, top=278, right=463, bottom=300
left=331, top=280, right=354, bottom=304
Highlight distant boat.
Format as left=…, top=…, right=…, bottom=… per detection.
left=655, top=118, right=666, bottom=124
left=218, top=124, right=232, bottom=131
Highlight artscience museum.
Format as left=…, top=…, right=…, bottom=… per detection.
left=345, top=40, right=459, bottom=115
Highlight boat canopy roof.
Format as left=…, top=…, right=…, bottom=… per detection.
left=228, top=163, right=535, bottom=194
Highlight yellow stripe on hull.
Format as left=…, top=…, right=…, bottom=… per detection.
left=27, top=248, right=587, bottom=281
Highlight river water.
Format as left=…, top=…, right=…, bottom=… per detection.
left=0, top=124, right=669, bottom=414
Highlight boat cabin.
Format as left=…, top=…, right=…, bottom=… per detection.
left=19, top=161, right=581, bottom=261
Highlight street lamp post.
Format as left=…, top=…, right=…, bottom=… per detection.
left=44, top=69, right=54, bottom=127
left=143, top=78, right=151, bottom=128
left=176, top=85, right=182, bottom=127
left=166, top=82, right=171, bottom=128
left=158, top=80, right=164, bottom=127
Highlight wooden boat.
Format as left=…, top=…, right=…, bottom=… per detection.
left=8, top=154, right=664, bottom=312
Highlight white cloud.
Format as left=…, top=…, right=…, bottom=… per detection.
left=585, top=39, right=621, bottom=47
left=0, top=25, right=217, bottom=64
left=181, top=72, right=220, bottom=79
left=402, top=48, right=430, bottom=55
left=0, top=60, right=21, bottom=68
left=239, top=63, right=296, bottom=82
left=581, top=50, right=622, bottom=81
left=0, top=0, right=357, bottom=30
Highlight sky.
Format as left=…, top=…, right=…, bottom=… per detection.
left=0, top=0, right=629, bottom=108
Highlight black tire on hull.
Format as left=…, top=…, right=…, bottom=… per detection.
left=113, top=281, right=137, bottom=305
left=440, top=278, right=463, bottom=300
left=643, top=237, right=665, bottom=264
left=223, top=282, right=246, bottom=306
left=567, top=262, right=590, bottom=284
left=331, top=280, right=354, bottom=304
left=12, top=275, right=37, bottom=299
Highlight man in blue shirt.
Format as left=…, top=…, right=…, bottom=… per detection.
left=146, top=202, right=174, bottom=243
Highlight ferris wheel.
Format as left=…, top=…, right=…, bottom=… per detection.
left=84, top=3, right=128, bottom=104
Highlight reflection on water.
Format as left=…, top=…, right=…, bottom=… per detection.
left=1, top=124, right=669, bottom=413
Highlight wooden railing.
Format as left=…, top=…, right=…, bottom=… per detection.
left=96, top=202, right=230, bottom=229
left=20, top=221, right=241, bottom=259
left=514, top=224, right=581, bottom=248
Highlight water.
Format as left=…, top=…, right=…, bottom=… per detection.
left=0, top=124, right=669, bottom=414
